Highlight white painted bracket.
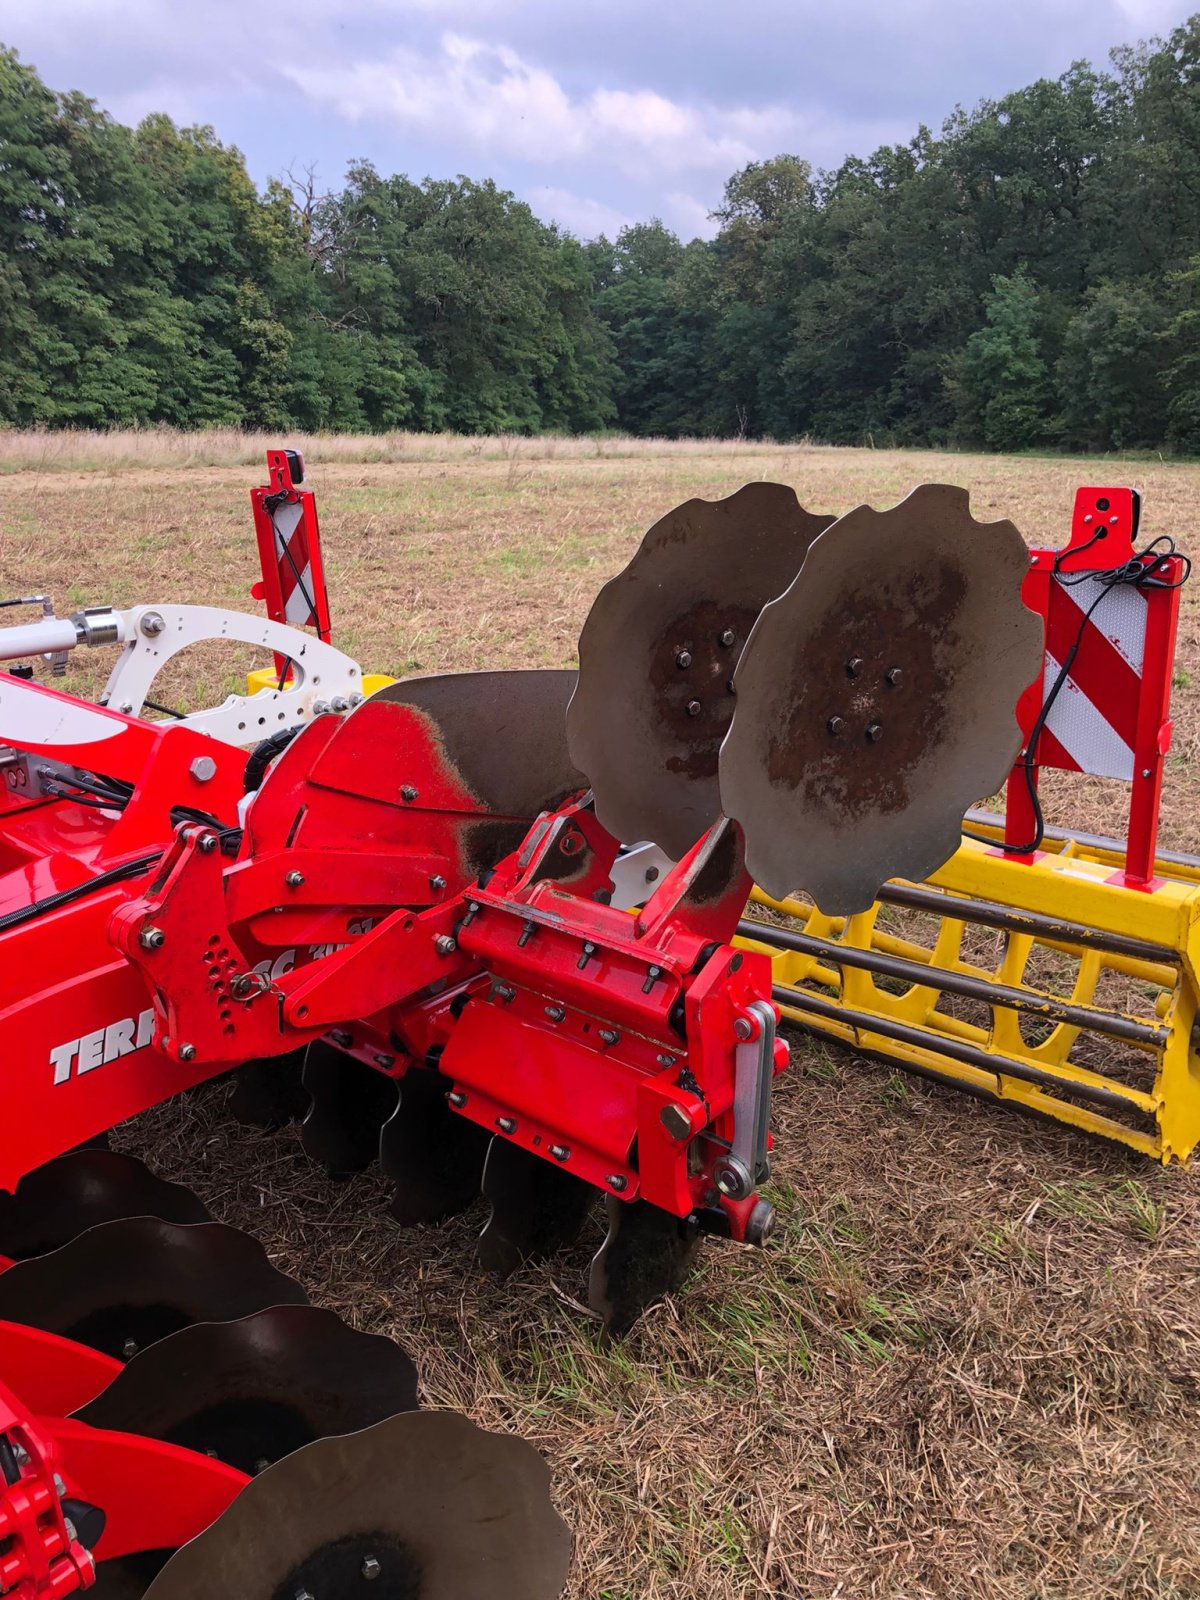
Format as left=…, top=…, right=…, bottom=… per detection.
left=103, top=605, right=364, bottom=747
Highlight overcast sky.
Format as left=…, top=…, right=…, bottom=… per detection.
left=2, top=0, right=1192, bottom=241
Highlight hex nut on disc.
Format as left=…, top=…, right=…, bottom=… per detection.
left=568, top=483, right=834, bottom=859
left=720, top=483, right=1042, bottom=913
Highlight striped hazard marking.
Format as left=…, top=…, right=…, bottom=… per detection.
left=1040, top=574, right=1147, bottom=782
left=271, top=498, right=317, bottom=628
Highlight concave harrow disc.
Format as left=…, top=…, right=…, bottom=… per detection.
left=0, top=1217, right=307, bottom=1358
left=568, top=483, right=833, bottom=859
left=0, top=1149, right=211, bottom=1261
left=721, top=483, right=1043, bottom=913
left=77, top=1304, right=419, bottom=1474
left=142, top=1410, right=572, bottom=1600
left=376, top=669, right=585, bottom=818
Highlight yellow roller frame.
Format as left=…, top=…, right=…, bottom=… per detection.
left=737, top=815, right=1200, bottom=1164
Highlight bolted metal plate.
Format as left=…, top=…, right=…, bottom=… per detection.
left=587, top=1196, right=702, bottom=1340
left=142, top=1410, right=572, bottom=1600
left=568, top=483, right=834, bottom=859
left=377, top=669, right=585, bottom=818
left=77, top=1305, right=419, bottom=1475
left=477, top=1137, right=596, bottom=1279
left=720, top=483, right=1043, bottom=914
left=0, top=1218, right=307, bottom=1360
left=0, top=1151, right=210, bottom=1262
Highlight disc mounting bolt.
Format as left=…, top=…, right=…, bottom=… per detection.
left=362, top=1556, right=382, bottom=1581
left=885, top=666, right=903, bottom=686
left=866, top=722, right=884, bottom=742
left=122, top=1338, right=138, bottom=1360
left=686, top=699, right=702, bottom=717
left=826, top=716, right=845, bottom=736
left=846, top=658, right=863, bottom=678
left=719, top=628, right=736, bottom=647
left=676, top=650, right=692, bottom=669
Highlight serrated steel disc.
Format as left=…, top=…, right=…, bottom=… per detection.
left=300, top=1042, right=399, bottom=1177
left=227, top=1050, right=309, bottom=1129
left=376, top=669, right=585, bottom=817
left=0, top=1151, right=210, bottom=1262
left=77, top=1305, right=419, bottom=1474
left=477, top=1137, right=595, bottom=1278
left=0, top=1218, right=307, bottom=1359
left=720, top=483, right=1042, bottom=914
left=143, top=1410, right=572, bottom=1600
left=379, top=1067, right=490, bottom=1226
left=587, top=1197, right=702, bottom=1339
left=568, top=483, right=834, bottom=859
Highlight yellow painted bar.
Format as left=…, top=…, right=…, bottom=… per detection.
left=740, top=830, right=1200, bottom=1166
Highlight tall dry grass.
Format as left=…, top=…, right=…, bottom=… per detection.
left=0, top=426, right=810, bottom=475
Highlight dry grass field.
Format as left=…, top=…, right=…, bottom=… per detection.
left=3, top=434, right=1200, bottom=1599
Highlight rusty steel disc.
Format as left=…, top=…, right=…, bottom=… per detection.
left=375, top=669, right=585, bottom=817
left=143, top=1410, right=572, bottom=1600
left=568, top=483, right=833, bottom=859
left=719, top=483, right=1042, bottom=913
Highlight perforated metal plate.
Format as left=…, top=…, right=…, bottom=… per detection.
left=143, top=1411, right=572, bottom=1600
left=720, top=484, right=1042, bottom=913
left=568, top=483, right=833, bottom=858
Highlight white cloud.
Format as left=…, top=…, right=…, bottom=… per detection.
left=665, top=191, right=718, bottom=241
left=526, top=185, right=632, bottom=239
left=1112, top=0, right=1186, bottom=29
left=283, top=32, right=802, bottom=178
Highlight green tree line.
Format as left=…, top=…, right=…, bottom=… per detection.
left=2, top=17, right=1199, bottom=451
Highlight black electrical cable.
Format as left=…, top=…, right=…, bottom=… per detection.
left=0, top=852, right=161, bottom=936
left=965, top=529, right=1191, bottom=856
left=143, top=697, right=186, bottom=719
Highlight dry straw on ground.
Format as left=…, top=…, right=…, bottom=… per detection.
left=2, top=434, right=1199, bottom=1599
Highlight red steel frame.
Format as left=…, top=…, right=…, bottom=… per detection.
left=0, top=1321, right=246, bottom=1597
left=1003, top=486, right=1182, bottom=889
